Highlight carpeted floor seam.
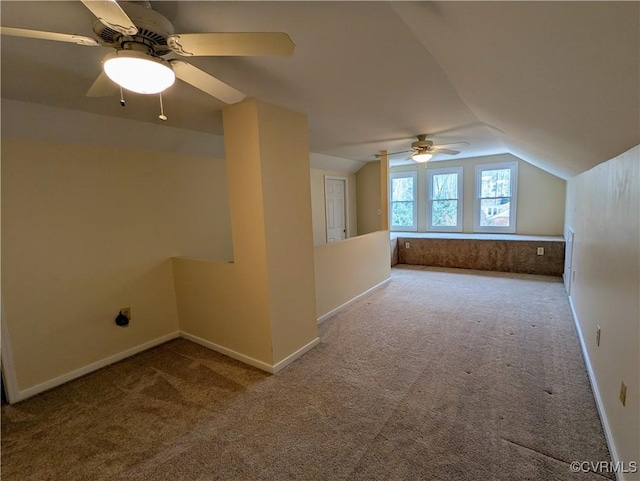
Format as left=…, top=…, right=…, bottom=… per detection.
left=341, top=360, right=437, bottom=479
left=502, top=437, right=573, bottom=465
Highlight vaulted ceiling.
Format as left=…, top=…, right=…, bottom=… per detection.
left=1, top=1, right=638, bottom=179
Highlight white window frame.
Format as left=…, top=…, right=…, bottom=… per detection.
left=390, top=171, right=418, bottom=231
left=473, top=161, right=518, bottom=233
left=427, top=166, right=463, bottom=232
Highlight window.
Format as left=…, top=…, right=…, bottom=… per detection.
left=390, top=171, right=417, bottom=231
left=428, top=167, right=463, bottom=232
left=474, top=162, right=518, bottom=233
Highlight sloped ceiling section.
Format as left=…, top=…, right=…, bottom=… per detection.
left=154, top=1, right=507, bottom=163
left=0, top=1, right=507, bottom=169
left=1, top=2, right=637, bottom=178
left=391, top=1, right=640, bottom=179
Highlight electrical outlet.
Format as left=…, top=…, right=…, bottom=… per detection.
left=405, top=242, right=410, bottom=249
left=596, top=325, right=601, bottom=346
left=537, top=247, right=545, bottom=256
left=620, top=381, right=627, bottom=407
left=120, top=307, right=131, bottom=320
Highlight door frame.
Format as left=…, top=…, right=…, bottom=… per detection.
left=324, top=176, right=350, bottom=243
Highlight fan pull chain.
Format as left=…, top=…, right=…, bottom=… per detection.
left=119, top=87, right=125, bottom=107
left=158, top=92, right=167, bottom=121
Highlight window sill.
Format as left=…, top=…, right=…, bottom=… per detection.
left=390, top=232, right=565, bottom=242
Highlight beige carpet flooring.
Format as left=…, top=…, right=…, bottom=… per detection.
left=1, top=266, right=612, bottom=480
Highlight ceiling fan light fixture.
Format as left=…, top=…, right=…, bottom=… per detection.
left=411, top=150, right=433, bottom=163
left=103, top=50, right=175, bottom=95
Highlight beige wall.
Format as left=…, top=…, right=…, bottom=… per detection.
left=565, top=145, right=639, bottom=469
left=174, top=99, right=318, bottom=369
left=0, top=99, right=389, bottom=399
left=310, top=169, right=358, bottom=245
left=516, top=159, right=566, bottom=235
left=172, top=258, right=273, bottom=364
left=314, top=230, right=391, bottom=321
left=1, top=136, right=232, bottom=393
left=258, top=101, right=318, bottom=363
left=0, top=99, right=385, bottom=398
left=390, top=153, right=566, bottom=235
left=356, top=161, right=382, bottom=235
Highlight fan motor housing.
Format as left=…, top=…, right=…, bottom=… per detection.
left=411, top=139, right=434, bottom=150
left=92, top=2, right=175, bottom=56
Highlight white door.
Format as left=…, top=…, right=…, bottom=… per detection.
left=325, top=177, right=347, bottom=243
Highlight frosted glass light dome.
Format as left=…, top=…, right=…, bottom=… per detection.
left=412, top=151, right=433, bottom=163
left=103, top=50, right=175, bottom=95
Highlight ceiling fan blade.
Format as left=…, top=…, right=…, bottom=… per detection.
left=374, top=149, right=412, bottom=158
left=433, top=141, right=470, bottom=149
left=167, top=32, right=295, bottom=57
left=86, top=71, right=118, bottom=97
left=170, top=60, right=246, bottom=105
left=0, top=26, right=99, bottom=46
left=80, top=0, right=137, bottom=36
left=432, top=148, right=460, bottom=155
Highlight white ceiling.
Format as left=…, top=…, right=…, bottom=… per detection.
left=1, top=1, right=638, bottom=179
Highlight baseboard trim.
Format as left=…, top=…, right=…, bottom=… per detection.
left=13, top=329, right=319, bottom=402
left=16, top=331, right=180, bottom=402
left=272, top=337, right=320, bottom=374
left=179, top=331, right=275, bottom=373
left=317, top=277, right=391, bottom=324
left=568, top=296, right=623, bottom=481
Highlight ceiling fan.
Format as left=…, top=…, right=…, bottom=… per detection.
left=376, top=134, right=469, bottom=163
left=0, top=0, right=295, bottom=112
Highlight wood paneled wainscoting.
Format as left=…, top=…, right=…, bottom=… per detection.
left=391, top=233, right=565, bottom=277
